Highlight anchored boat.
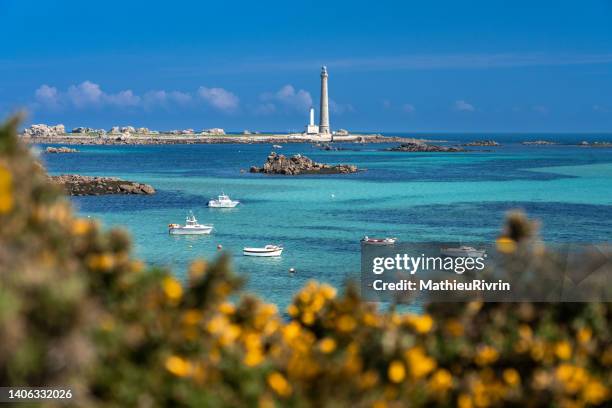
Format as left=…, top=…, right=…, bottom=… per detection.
left=168, top=212, right=213, bottom=235
left=440, top=246, right=486, bottom=258
left=243, top=245, right=283, bottom=257
left=361, top=236, right=397, bottom=246
left=208, top=193, right=240, bottom=208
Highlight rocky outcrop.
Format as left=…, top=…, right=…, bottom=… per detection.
left=23, top=124, right=66, bottom=138
left=250, top=152, right=358, bottom=175
left=388, top=142, right=465, bottom=152
left=45, top=147, right=78, bottom=153
left=522, top=140, right=557, bottom=145
left=463, top=140, right=499, bottom=146
left=334, top=129, right=349, bottom=136
left=578, top=141, right=612, bottom=147
left=201, top=128, right=225, bottom=135
left=71, top=127, right=104, bottom=134
left=313, top=142, right=340, bottom=151
left=50, top=175, right=155, bottom=196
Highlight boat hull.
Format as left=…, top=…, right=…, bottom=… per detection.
left=169, top=227, right=213, bottom=235
left=208, top=201, right=239, bottom=208
left=441, top=249, right=486, bottom=258
left=243, top=249, right=283, bottom=257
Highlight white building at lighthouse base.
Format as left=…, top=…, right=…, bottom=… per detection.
left=304, top=107, right=320, bottom=135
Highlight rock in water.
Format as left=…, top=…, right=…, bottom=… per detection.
left=250, top=152, right=359, bottom=175
left=45, top=146, right=78, bottom=153
left=463, top=140, right=499, bottom=146
left=387, top=142, right=465, bottom=152
left=50, top=175, right=156, bottom=196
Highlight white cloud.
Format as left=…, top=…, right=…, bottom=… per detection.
left=143, top=90, right=192, bottom=108
left=34, top=84, right=60, bottom=108
left=106, top=89, right=141, bottom=107
left=261, top=85, right=312, bottom=113
left=67, top=81, right=104, bottom=107
left=402, top=103, right=415, bottom=113
left=198, top=87, right=239, bottom=111
left=34, top=82, right=199, bottom=111
left=453, top=100, right=475, bottom=112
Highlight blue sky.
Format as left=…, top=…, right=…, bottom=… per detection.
left=1, top=0, right=612, bottom=132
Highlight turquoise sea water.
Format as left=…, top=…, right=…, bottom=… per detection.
left=40, top=134, right=612, bottom=308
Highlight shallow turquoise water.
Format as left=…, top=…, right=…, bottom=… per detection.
left=40, top=137, right=612, bottom=308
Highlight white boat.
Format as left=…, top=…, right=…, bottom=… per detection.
left=208, top=193, right=240, bottom=208
left=273, top=144, right=283, bottom=149
left=243, top=245, right=283, bottom=257
left=361, top=236, right=397, bottom=246
left=168, top=212, right=213, bottom=235
left=440, top=246, right=486, bottom=258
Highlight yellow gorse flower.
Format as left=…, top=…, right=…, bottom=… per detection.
left=165, top=355, right=192, bottom=377
left=405, top=313, right=434, bottom=334
left=428, top=369, right=453, bottom=392
left=71, top=218, right=92, bottom=236
left=555, top=341, right=572, bottom=360
left=475, top=345, right=499, bottom=366
left=0, top=164, right=14, bottom=214
left=502, top=368, right=520, bottom=386
left=267, top=372, right=292, bottom=397
left=336, top=315, right=357, bottom=332
left=405, top=347, right=436, bottom=379
left=318, top=337, right=336, bottom=354
left=387, top=360, right=406, bottom=383
left=496, top=236, right=517, bottom=254
left=87, top=253, right=115, bottom=271
left=162, top=276, right=183, bottom=302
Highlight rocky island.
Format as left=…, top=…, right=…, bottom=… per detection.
left=45, top=146, right=78, bottom=153
left=249, top=152, right=359, bottom=175
left=51, top=175, right=156, bottom=196
left=462, top=140, right=499, bottom=147
left=522, top=140, right=557, bottom=145
left=21, top=124, right=421, bottom=145
left=578, top=141, right=612, bottom=148
left=387, top=142, right=465, bottom=152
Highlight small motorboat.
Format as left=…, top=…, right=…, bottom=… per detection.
left=273, top=144, right=283, bottom=149
left=440, top=246, right=486, bottom=258
left=243, top=245, right=283, bottom=257
left=208, top=193, right=240, bottom=208
left=168, top=212, right=213, bottom=235
left=361, top=236, right=397, bottom=246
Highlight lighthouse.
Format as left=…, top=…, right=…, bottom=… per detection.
left=305, top=107, right=319, bottom=134
left=319, top=66, right=330, bottom=135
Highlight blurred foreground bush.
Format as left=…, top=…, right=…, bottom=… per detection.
left=0, top=117, right=610, bottom=407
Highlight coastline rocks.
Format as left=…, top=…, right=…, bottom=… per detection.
left=50, top=175, right=155, bottom=196
left=201, top=128, right=225, bottom=136
left=388, top=142, right=465, bottom=152
left=23, top=124, right=66, bottom=138
left=463, top=140, right=499, bottom=147
left=72, top=127, right=107, bottom=135
left=250, top=152, right=358, bottom=175
left=45, top=146, right=78, bottom=153
left=334, top=129, right=350, bottom=136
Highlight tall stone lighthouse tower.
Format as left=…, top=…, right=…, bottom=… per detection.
left=319, top=66, right=330, bottom=135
